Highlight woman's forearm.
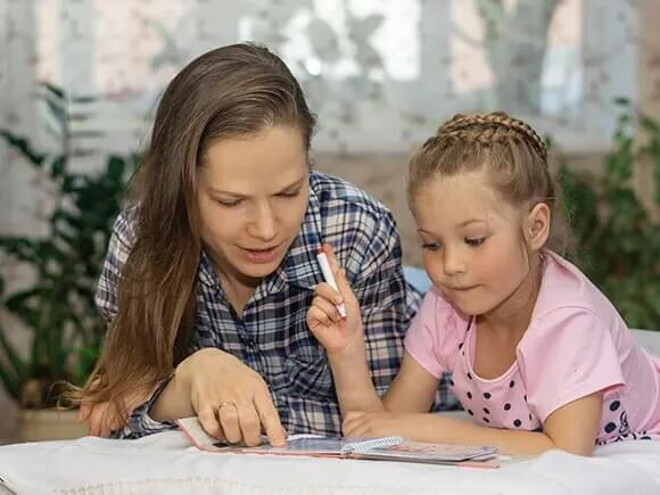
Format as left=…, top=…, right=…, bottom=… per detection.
left=149, top=371, right=194, bottom=421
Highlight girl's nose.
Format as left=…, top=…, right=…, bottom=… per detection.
left=443, top=247, right=467, bottom=275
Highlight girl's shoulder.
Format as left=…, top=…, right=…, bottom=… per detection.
left=404, top=287, right=469, bottom=377
left=518, top=251, right=634, bottom=365
left=533, top=251, right=625, bottom=329
left=414, top=287, right=471, bottom=341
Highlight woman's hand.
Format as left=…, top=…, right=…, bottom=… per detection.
left=306, top=244, right=365, bottom=357
left=79, top=382, right=152, bottom=438
left=175, top=348, right=287, bottom=447
left=342, top=411, right=423, bottom=439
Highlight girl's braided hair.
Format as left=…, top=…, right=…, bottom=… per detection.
left=408, top=111, right=571, bottom=254
left=435, top=111, right=547, bottom=162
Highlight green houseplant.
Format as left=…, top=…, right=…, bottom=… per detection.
left=558, top=99, right=660, bottom=330
left=0, top=84, right=135, bottom=420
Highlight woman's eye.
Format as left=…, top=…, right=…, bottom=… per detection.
left=421, top=242, right=441, bottom=251
left=216, top=199, right=242, bottom=208
left=278, top=189, right=300, bottom=198
left=465, top=237, right=486, bottom=247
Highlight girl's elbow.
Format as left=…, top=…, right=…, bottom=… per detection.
left=553, top=441, right=596, bottom=457
left=563, top=446, right=595, bottom=457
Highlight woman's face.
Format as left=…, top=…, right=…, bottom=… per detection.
left=197, top=125, right=310, bottom=286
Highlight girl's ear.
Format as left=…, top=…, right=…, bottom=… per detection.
left=526, top=203, right=551, bottom=251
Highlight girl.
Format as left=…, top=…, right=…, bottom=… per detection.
left=75, top=43, right=430, bottom=446
left=307, top=112, right=660, bottom=456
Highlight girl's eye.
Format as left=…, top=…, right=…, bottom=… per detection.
left=465, top=237, right=486, bottom=247
left=216, top=199, right=242, bottom=208
left=421, top=242, right=442, bottom=251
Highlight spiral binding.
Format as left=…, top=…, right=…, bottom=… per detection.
left=340, top=436, right=403, bottom=454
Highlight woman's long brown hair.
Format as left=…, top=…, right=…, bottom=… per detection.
left=75, top=44, right=316, bottom=417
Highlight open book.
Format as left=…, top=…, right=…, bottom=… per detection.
left=176, top=417, right=499, bottom=468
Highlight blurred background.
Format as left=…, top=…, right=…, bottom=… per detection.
left=0, top=0, right=658, bottom=442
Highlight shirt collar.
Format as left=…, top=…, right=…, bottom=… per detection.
left=280, top=174, right=324, bottom=290
left=198, top=250, right=220, bottom=289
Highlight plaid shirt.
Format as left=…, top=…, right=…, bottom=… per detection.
left=97, top=172, right=454, bottom=439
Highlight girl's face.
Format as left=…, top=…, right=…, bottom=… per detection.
left=411, top=171, right=541, bottom=317
left=197, top=125, right=310, bottom=286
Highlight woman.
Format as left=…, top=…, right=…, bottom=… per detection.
left=79, top=43, right=433, bottom=447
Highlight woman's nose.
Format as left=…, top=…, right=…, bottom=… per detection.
left=247, top=203, right=277, bottom=241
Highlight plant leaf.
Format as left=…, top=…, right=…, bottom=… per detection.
left=0, top=130, right=47, bottom=166
left=0, top=363, right=21, bottom=400
left=0, top=325, right=28, bottom=381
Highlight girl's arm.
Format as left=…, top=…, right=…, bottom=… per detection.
left=344, top=391, right=604, bottom=456
left=324, top=348, right=440, bottom=416
left=307, top=245, right=440, bottom=416
left=382, top=352, right=442, bottom=412
left=322, top=344, right=384, bottom=414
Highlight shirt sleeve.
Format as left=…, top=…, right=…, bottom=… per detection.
left=341, top=209, right=456, bottom=410
left=98, top=210, right=178, bottom=439
left=518, top=307, right=625, bottom=423
left=110, top=379, right=177, bottom=439
left=347, top=209, right=420, bottom=395
left=95, top=212, right=133, bottom=324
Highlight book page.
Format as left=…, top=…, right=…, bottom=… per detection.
left=176, top=417, right=499, bottom=467
left=360, top=441, right=497, bottom=462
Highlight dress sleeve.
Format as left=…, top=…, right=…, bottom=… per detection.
left=404, top=288, right=465, bottom=379
left=518, top=307, right=625, bottom=423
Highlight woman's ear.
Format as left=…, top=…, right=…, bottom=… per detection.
left=526, top=203, right=551, bottom=251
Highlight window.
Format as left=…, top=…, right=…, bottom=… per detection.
left=8, top=0, right=641, bottom=156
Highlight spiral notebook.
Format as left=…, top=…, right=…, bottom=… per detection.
left=176, top=417, right=499, bottom=468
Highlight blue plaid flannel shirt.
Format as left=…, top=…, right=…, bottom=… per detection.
left=96, top=172, right=456, bottom=439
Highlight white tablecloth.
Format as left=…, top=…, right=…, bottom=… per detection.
left=1, top=431, right=660, bottom=495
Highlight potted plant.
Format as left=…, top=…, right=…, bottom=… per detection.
left=0, top=84, right=135, bottom=440
left=558, top=99, right=660, bottom=331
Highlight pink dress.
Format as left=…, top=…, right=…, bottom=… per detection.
left=405, top=251, right=660, bottom=444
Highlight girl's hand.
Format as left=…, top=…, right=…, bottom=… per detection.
left=176, top=348, right=287, bottom=447
left=306, top=244, right=365, bottom=357
left=342, top=411, right=422, bottom=439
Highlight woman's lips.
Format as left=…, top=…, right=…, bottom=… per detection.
left=240, top=244, right=281, bottom=264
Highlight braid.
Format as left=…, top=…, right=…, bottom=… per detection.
left=408, top=110, right=572, bottom=254
left=435, top=111, right=548, bottom=162
left=408, top=110, right=572, bottom=252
